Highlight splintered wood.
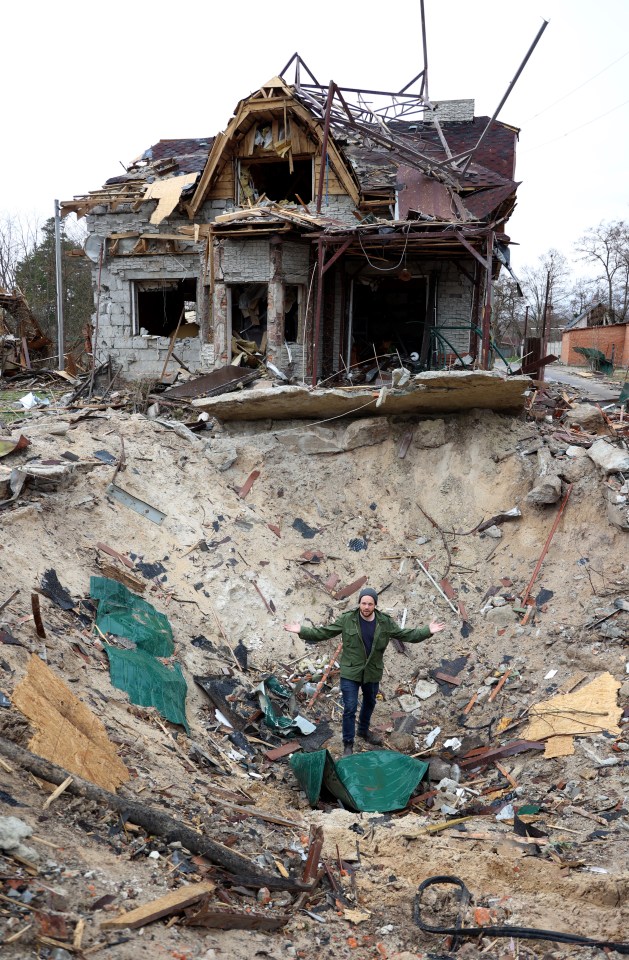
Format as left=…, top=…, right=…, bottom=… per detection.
left=11, top=654, right=130, bottom=791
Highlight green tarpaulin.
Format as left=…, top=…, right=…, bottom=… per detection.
left=290, top=749, right=428, bottom=813
left=103, top=645, right=189, bottom=732
left=91, top=576, right=187, bottom=730
left=90, top=576, right=174, bottom=656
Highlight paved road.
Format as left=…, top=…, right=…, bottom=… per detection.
left=544, top=365, right=622, bottom=403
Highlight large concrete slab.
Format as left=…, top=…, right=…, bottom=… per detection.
left=191, top=370, right=531, bottom=421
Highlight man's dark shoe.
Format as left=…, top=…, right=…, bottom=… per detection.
left=357, top=729, right=384, bottom=746
left=343, top=742, right=354, bottom=757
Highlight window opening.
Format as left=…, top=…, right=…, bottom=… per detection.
left=231, top=283, right=268, bottom=349
left=239, top=159, right=312, bottom=204
left=134, top=278, right=198, bottom=337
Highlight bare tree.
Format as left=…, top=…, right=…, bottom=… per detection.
left=521, top=249, right=571, bottom=346
left=575, top=220, right=629, bottom=322
left=0, top=213, right=41, bottom=290
left=492, top=275, right=525, bottom=354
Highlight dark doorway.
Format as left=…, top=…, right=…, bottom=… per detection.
left=351, top=276, right=427, bottom=362
left=135, top=278, right=197, bottom=337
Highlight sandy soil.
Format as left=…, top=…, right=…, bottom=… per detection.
left=0, top=387, right=627, bottom=960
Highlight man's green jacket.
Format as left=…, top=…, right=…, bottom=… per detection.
left=299, top=609, right=431, bottom=683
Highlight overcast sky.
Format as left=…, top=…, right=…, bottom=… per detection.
left=3, top=0, right=628, bottom=274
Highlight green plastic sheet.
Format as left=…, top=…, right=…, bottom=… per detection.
left=290, top=749, right=428, bottom=813
left=91, top=576, right=173, bottom=656
left=103, top=645, right=189, bottom=732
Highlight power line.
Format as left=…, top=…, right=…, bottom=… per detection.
left=524, top=48, right=629, bottom=123
left=522, top=97, right=629, bottom=152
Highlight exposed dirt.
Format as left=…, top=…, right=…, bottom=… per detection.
left=0, top=388, right=628, bottom=960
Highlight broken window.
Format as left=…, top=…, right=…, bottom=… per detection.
left=231, top=283, right=268, bottom=349
left=133, top=278, right=198, bottom=337
left=238, top=159, right=313, bottom=204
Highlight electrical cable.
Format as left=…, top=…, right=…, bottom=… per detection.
left=356, top=222, right=412, bottom=272
left=524, top=48, right=629, bottom=123
left=523, top=97, right=629, bottom=153
left=414, top=875, right=629, bottom=954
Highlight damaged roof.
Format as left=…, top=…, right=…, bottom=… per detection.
left=63, top=68, right=519, bottom=230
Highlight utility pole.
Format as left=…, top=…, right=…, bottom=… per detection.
left=539, top=268, right=551, bottom=383
left=54, top=200, right=65, bottom=372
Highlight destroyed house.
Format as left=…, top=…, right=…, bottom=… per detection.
left=62, top=60, right=520, bottom=383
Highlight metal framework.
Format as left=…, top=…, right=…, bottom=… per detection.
left=278, top=9, right=548, bottom=384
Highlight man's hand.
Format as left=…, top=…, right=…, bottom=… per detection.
left=429, top=620, right=446, bottom=635
left=284, top=622, right=301, bottom=634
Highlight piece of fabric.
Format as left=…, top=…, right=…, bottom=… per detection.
left=290, top=749, right=428, bottom=813
left=299, top=609, right=431, bottom=683
left=340, top=677, right=379, bottom=743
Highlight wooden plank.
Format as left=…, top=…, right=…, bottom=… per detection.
left=264, top=741, right=302, bottom=761
left=96, top=542, right=135, bottom=569
left=101, top=882, right=216, bottom=930
left=433, top=671, right=462, bottom=686
left=459, top=740, right=545, bottom=768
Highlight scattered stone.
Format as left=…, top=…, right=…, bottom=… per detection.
left=413, top=418, right=447, bottom=448
left=0, top=816, right=39, bottom=861
left=414, top=679, right=438, bottom=700
left=398, top=694, right=421, bottom=713
left=587, top=439, right=629, bottom=474
left=526, top=474, right=562, bottom=505
left=388, top=732, right=415, bottom=753
left=563, top=403, right=605, bottom=431
left=484, top=605, right=517, bottom=625
left=483, top=524, right=502, bottom=539
left=343, top=418, right=389, bottom=451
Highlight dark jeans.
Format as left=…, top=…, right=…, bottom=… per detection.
left=340, top=677, right=379, bottom=744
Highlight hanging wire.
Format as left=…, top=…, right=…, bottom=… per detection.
left=356, top=222, right=412, bottom=272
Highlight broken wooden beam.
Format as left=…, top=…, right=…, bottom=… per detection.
left=101, top=882, right=216, bottom=930
left=0, top=738, right=311, bottom=892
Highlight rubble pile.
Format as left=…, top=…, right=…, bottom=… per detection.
left=0, top=369, right=628, bottom=959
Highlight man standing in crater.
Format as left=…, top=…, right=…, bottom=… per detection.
left=284, top=587, right=445, bottom=756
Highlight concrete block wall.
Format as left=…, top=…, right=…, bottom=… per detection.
left=562, top=324, right=629, bottom=367
left=316, top=194, right=357, bottom=225
left=435, top=261, right=473, bottom=354
left=221, top=239, right=270, bottom=281
left=87, top=209, right=208, bottom=378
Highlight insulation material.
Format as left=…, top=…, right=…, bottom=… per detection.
left=11, top=654, right=130, bottom=791
left=523, top=672, right=621, bottom=758
left=144, top=173, right=198, bottom=224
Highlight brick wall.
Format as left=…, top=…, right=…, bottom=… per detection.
left=561, top=324, right=629, bottom=367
